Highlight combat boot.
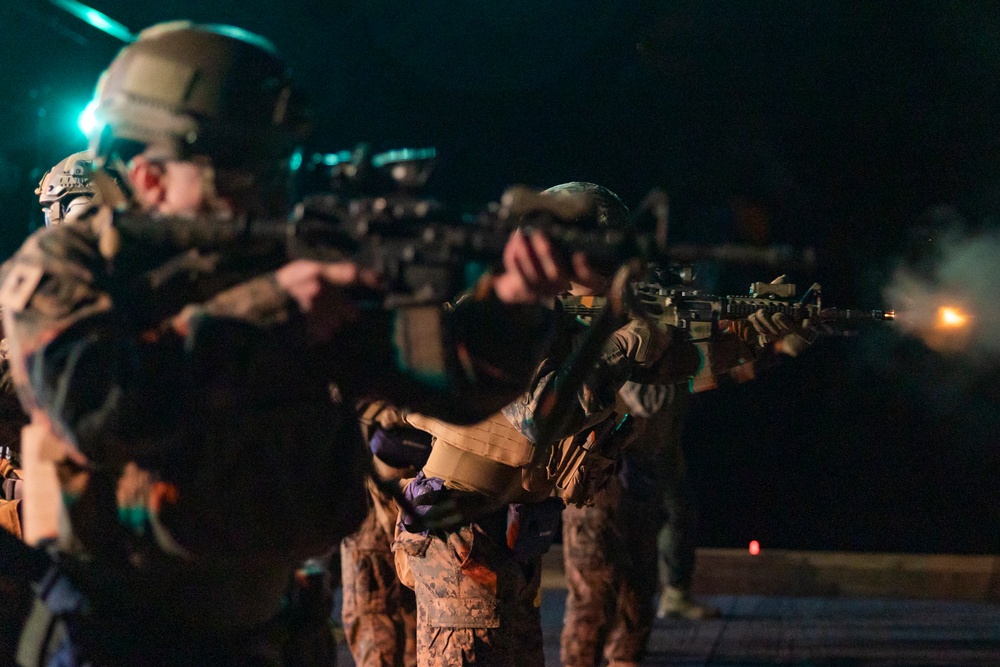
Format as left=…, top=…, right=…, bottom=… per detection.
left=656, top=584, right=720, bottom=620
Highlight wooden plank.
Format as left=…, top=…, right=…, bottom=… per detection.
left=542, top=547, right=1000, bottom=600
left=691, top=549, right=1000, bottom=601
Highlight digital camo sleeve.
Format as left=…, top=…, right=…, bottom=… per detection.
left=329, top=295, right=557, bottom=425
left=502, top=317, right=700, bottom=443
left=181, top=272, right=559, bottom=426
left=0, top=225, right=191, bottom=460
left=501, top=321, right=639, bottom=444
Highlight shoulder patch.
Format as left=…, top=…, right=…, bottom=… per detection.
left=0, top=263, right=45, bottom=313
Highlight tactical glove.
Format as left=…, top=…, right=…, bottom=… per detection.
left=746, top=310, right=816, bottom=357
left=609, top=317, right=670, bottom=366
left=616, top=320, right=701, bottom=385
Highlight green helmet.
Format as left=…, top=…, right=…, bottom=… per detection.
left=540, top=182, right=630, bottom=231
left=35, top=151, right=99, bottom=226
left=88, top=21, right=306, bottom=171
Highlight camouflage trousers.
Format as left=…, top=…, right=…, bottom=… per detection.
left=561, top=482, right=659, bottom=667
left=655, top=431, right=698, bottom=592
left=0, top=573, right=31, bottom=667
left=342, top=506, right=417, bottom=667
left=394, top=522, right=544, bottom=667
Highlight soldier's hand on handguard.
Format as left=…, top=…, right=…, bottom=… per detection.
left=746, top=310, right=816, bottom=358
left=611, top=318, right=670, bottom=367
left=275, top=228, right=578, bottom=344
left=275, top=260, right=384, bottom=342
left=492, top=229, right=576, bottom=304
left=614, top=318, right=702, bottom=385
left=743, top=274, right=827, bottom=358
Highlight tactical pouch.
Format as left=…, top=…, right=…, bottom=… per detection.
left=2, top=477, right=21, bottom=500
left=411, top=413, right=554, bottom=504
left=506, top=498, right=563, bottom=563
left=1, top=458, right=23, bottom=501
left=552, top=412, right=635, bottom=507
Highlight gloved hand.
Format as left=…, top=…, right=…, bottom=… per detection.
left=617, top=320, right=701, bottom=385
left=746, top=310, right=819, bottom=357
left=398, top=471, right=504, bottom=534
left=369, top=427, right=433, bottom=470
left=609, top=317, right=670, bottom=366
left=399, top=472, right=447, bottom=535
left=617, top=381, right=674, bottom=418
left=742, top=275, right=821, bottom=358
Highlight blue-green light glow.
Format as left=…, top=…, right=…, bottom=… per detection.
left=203, top=24, right=278, bottom=54
left=50, top=0, right=135, bottom=42
left=371, top=147, right=437, bottom=168
left=77, top=99, right=100, bottom=137
left=328, top=151, right=351, bottom=166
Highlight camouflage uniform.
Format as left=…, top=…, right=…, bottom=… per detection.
left=561, top=384, right=690, bottom=667
left=393, top=311, right=696, bottom=667
left=656, top=407, right=701, bottom=604
left=0, top=333, right=31, bottom=667
left=0, top=215, right=556, bottom=665
left=0, top=451, right=30, bottom=667
left=342, top=480, right=418, bottom=667
left=394, top=514, right=547, bottom=667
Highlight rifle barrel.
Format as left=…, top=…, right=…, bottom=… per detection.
left=819, top=308, right=896, bottom=321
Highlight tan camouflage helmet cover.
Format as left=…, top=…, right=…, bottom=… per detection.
left=35, top=151, right=99, bottom=226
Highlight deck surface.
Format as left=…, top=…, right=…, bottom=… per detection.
left=336, top=550, right=1000, bottom=665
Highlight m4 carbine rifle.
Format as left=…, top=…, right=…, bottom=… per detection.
left=561, top=279, right=896, bottom=329
left=106, top=184, right=644, bottom=308
left=561, top=279, right=895, bottom=391
left=104, top=147, right=818, bottom=309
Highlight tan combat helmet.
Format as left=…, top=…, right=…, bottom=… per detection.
left=87, top=21, right=307, bottom=174
left=35, top=151, right=100, bottom=226
left=541, top=181, right=633, bottom=276
left=540, top=182, right=630, bottom=231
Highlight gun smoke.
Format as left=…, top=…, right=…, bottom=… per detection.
left=884, top=224, right=1000, bottom=358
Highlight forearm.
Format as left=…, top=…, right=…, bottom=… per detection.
left=328, top=296, right=556, bottom=425
left=501, top=330, right=637, bottom=444
left=502, top=315, right=702, bottom=442
left=9, top=312, right=187, bottom=459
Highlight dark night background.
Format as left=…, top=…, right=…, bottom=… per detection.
left=2, top=0, right=1000, bottom=553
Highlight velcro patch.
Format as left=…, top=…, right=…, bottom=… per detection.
left=0, top=263, right=44, bottom=313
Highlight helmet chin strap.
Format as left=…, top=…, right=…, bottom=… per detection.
left=194, top=159, right=234, bottom=220
left=88, top=153, right=134, bottom=213
left=90, top=170, right=127, bottom=210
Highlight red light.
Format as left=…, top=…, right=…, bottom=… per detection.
left=748, top=540, right=761, bottom=556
